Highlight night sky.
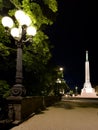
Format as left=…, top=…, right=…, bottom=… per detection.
left=48, top=0, right=98, bottom=90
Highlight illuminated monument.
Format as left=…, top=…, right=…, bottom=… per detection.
left=81, top=51, right=96, bottom=97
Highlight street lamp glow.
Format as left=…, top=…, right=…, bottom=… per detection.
left=26, top=26, right=37, bottom=36
left=11, top=28, right=20, bottom=38
left=59, top=67, right=63, bottom=71
left=15, top=10, right=25, bottom=21
left=17, top=15, right=32, bottom=26
left=15, top=10, right=32, bottom=26
left=1, top=16, right=14, bottom=28
left=56, top=78, right=61, bottom=83
left=23, top=15, right=32, bottom=26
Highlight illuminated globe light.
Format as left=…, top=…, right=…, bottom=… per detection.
left=56, top=78, right=61, bottom=83
left=17, top=15, right=32, bottom=26
left=15, top=10, right=32, bottom=26
left=23, top=15, right=32, bottom=26
left=2, top=16, right=14, bottom=28
left=59, top=67, right=63, bottom=71
left=58, top=80, right=61, bottom=83
left=26, top=26, right=37, bottom=36
left=15, top=10, right=25, bottom=21
left=11, top=28, right=20, bottom=38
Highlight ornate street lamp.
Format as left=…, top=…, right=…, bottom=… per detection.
left=75, top=86, right=78, bottom=96
left=59, top=67, right=64, bottom=78
left=59, top=67, right=63, bottom=71
left=1, top=10, right=37, bottom=96
left=56, top=78, right=61, bottom=95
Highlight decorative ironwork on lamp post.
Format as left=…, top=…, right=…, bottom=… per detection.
left=1, top=10, right=37, bottom=96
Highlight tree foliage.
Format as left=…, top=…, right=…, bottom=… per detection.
left=0, top=0, right=59, bottom=95
left=0, top=80, right=10, bottom=98
left=0, top=0, right=58, bottom=69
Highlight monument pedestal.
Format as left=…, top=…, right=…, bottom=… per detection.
left=81, top=89, right=96, bottom=97
left=81, top=82, right=96, bottom=97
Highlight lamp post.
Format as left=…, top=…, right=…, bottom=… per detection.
left=59, top=67, right=64, bottom=78
left=75, top=86, right=78, bottom=96
left=1, top=10, right=37, bottom=96
left=56, top=78, right=61, bottom=95
left=59, top=67, right=63, bottom=71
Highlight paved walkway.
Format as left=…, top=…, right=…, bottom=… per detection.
left=10, top=101, right=98, bottom=130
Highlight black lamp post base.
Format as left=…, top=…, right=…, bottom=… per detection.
left=11, top=84, right=26, bottom=96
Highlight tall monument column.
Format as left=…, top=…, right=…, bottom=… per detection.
left=85, top=51, right=90, bottom=83
left=81, top=51, right=96, bottom=97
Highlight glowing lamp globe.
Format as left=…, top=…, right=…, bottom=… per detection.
left=11, top=28, right=20, bottom=38
left=2, top=16, right=14, bottom=28
left=59, top=67, right=63, bottom=71
left=15, top=10, right=32, bottom=26
left=15, top=10, right=25, bottom=21
left=27, top=26, right=37, bottom=36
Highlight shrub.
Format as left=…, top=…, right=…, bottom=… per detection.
left=0, top=80, right=10, bottom=98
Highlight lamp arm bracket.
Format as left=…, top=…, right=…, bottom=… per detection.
left=22, top=37, right=32, bottom=43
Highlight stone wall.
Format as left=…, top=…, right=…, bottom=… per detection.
left=7, top=96, right=60, bottom=124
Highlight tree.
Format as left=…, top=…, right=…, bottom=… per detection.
left=0, top=0, right=58, bottom=95
left=54, top=66, right=70, bottom=96
left=0, top=80, right=10, bottom=98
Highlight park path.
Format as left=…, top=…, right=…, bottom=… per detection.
left=10, top=101, right=98, bottom=130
